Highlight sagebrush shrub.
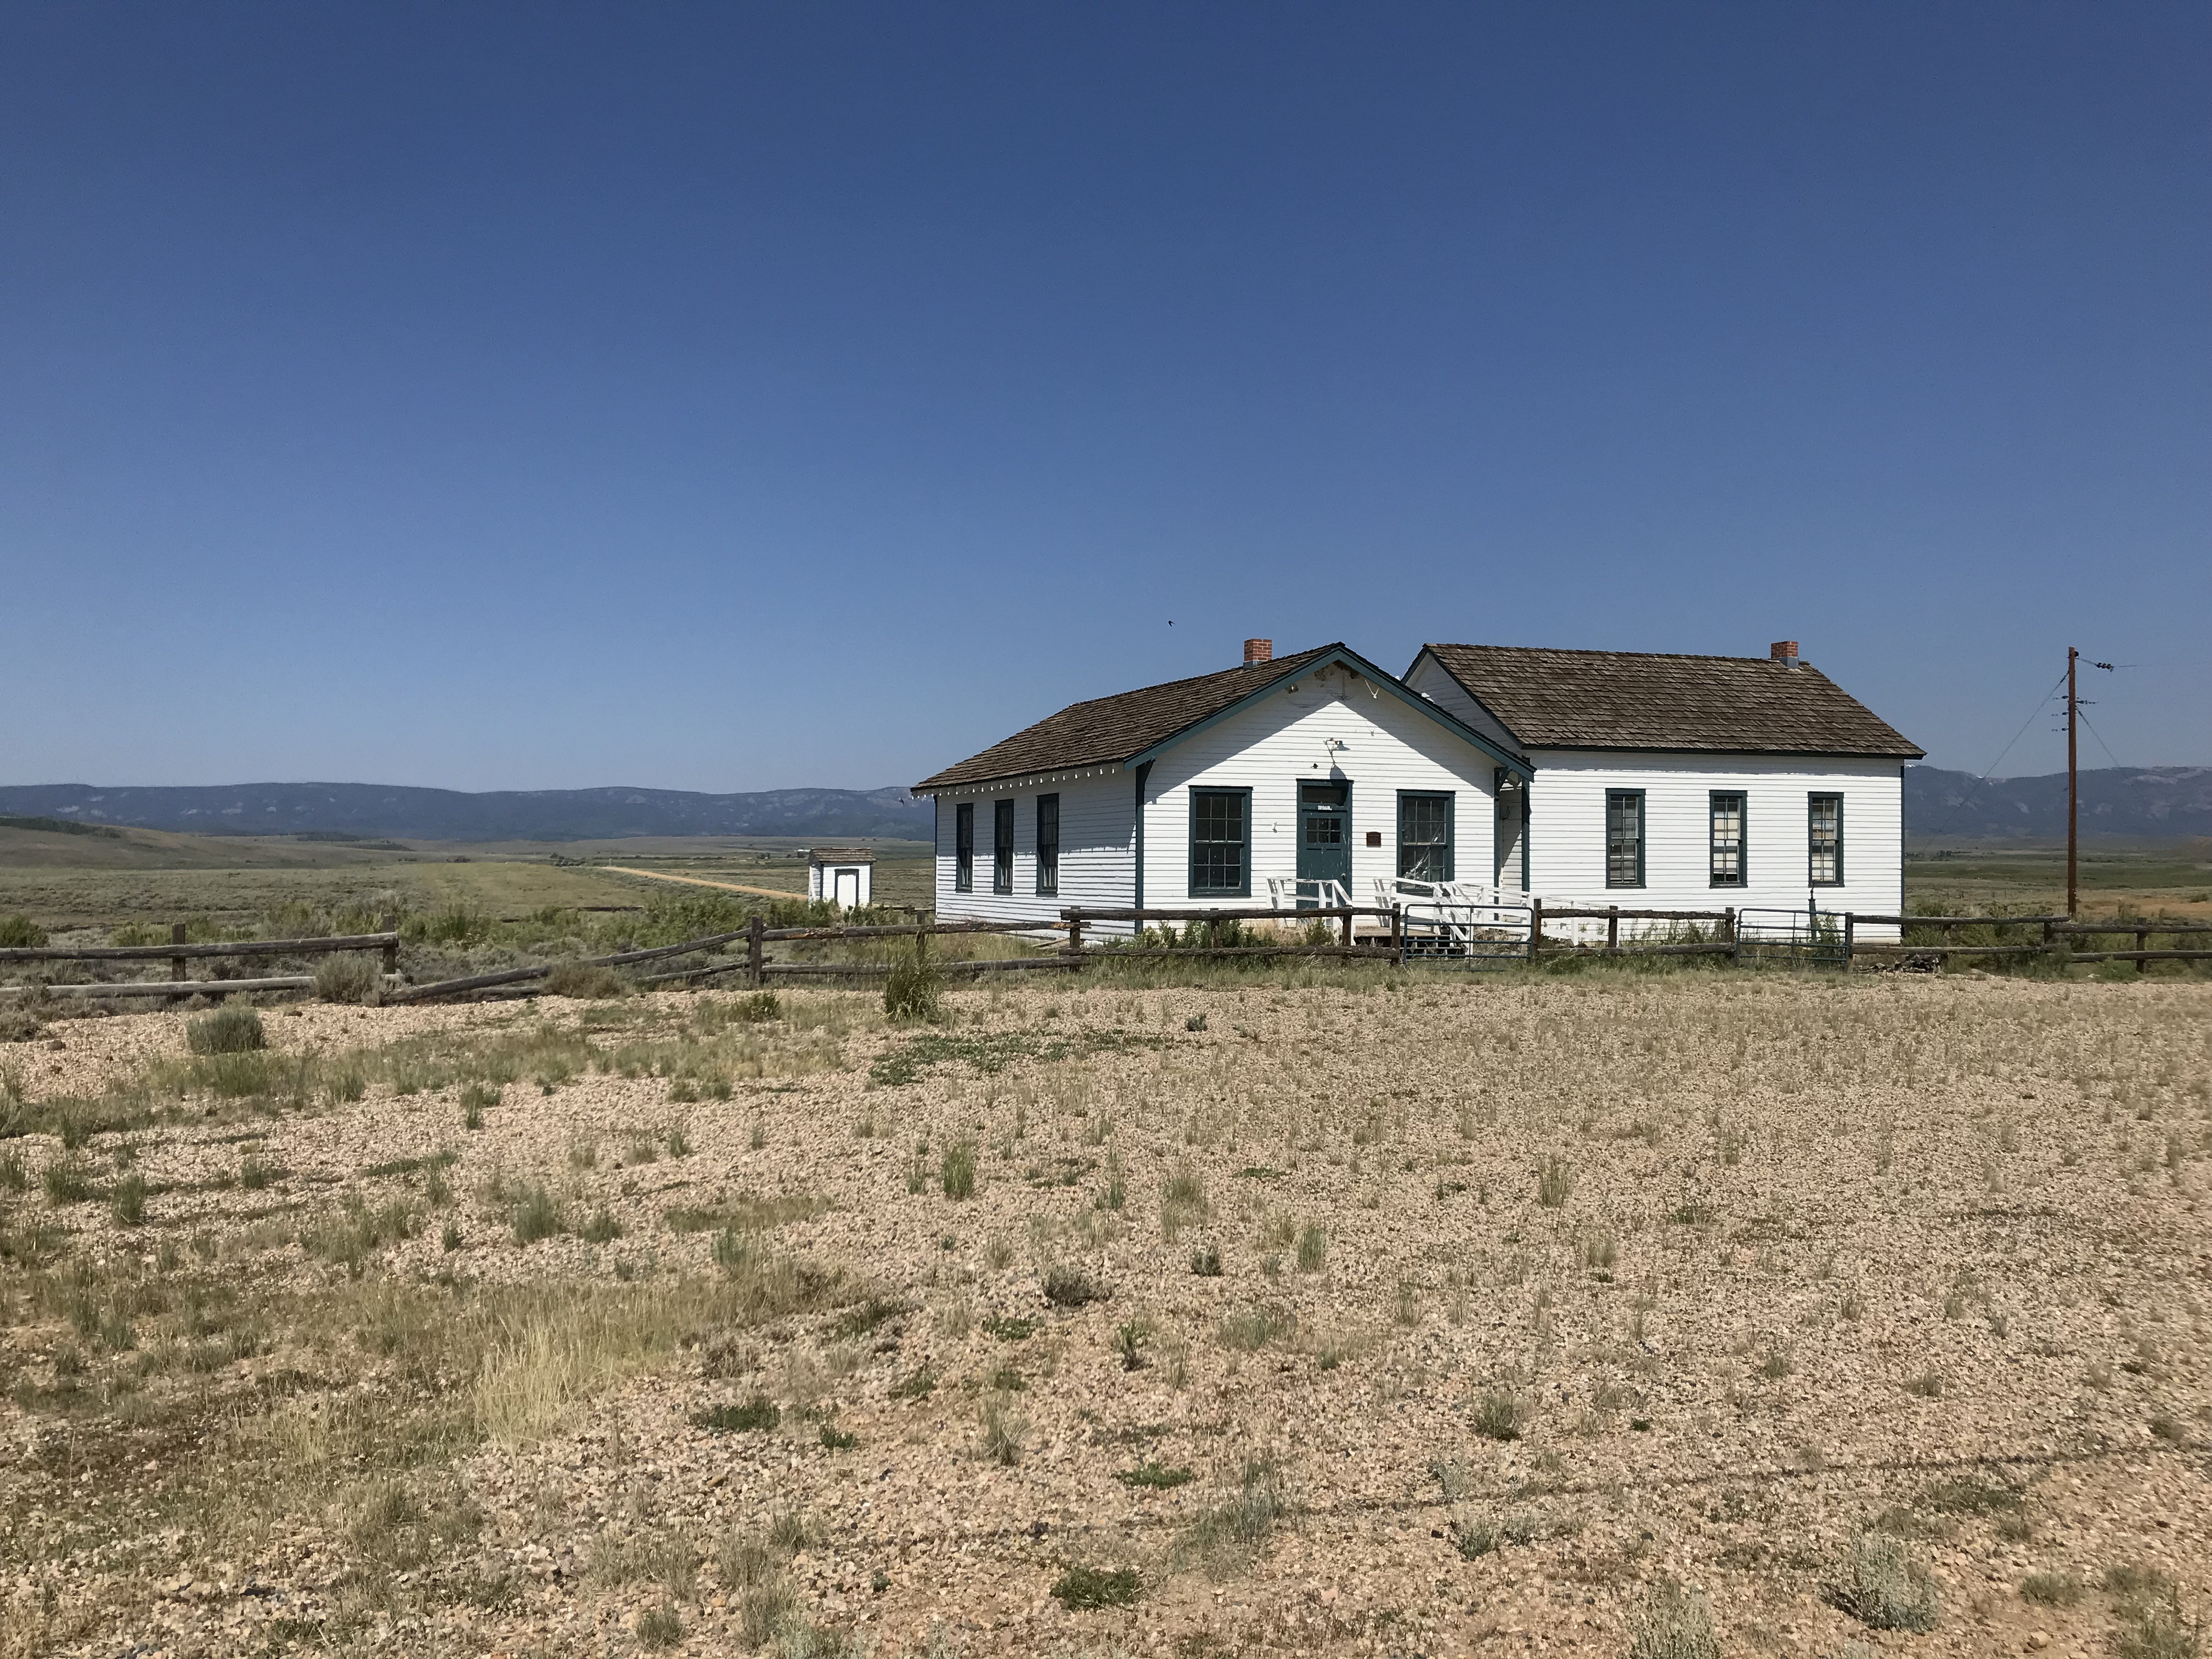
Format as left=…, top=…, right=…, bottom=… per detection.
left=543, top=963, right=629, bottom=1000
left=0, top=914, right=47, bottom=949
left=313, top=952, right=381, bottom=1005
left=187, top=1002, right=265, bottom=1055
left=1830, top=1532, right=1938, bottom=1632
left=1627, top=1579, right=1721, bottom=1659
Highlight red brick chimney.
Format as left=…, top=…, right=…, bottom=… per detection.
left=1769, top=640, right=1799, bottom=668
left=1244, top=638, right=1272, bottom=667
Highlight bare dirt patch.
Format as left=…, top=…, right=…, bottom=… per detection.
left=3, top=972, right=2208, bottom=1657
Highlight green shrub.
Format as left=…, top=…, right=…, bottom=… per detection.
left=1051, top=1564, right=1141, bottom=1609
left=2021, top=1572, right=2082, bottom=1606
left=580, top=1208, right=624, bottom=1244
left=187, top=1002, right=266, bottom=1055
left=634, top=1602, right=683, bottom=1649
left=0, top=1003, right=44, bottom=1043
left=693, top=1397, right=780, bottom=1433
left=1472, top=1390, right=1525, bottom=1441
left=883, top=951, right=944, bottom=1022
left=1295, top=1223, right=1327, bottom=1272
left=0, top=915, right=48, bottom=949
left=543, top=963, right=629, bottom=999
left=1043, top=1263, right=1108, bottom=1308
left=731, top=991, right=781, bottom=1022
left=1626, top=1579, right=1721, bottom=1659
left=511, top=1185, right=564, bottom=1244
left=313, top=952, right=382, bottom=1005
left=1829, top=1532, right=1938, bottom=1632
left=1115, top=1461, right=1193, bottom=1489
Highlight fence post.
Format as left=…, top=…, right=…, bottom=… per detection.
left=2137, top=929, right=2149, bottom=974
left=1390, top=905, right=1402, bottom=965
left=1340, top=908, right=1353, bottom=951
left=747, top=915, right=764, bottom=990
left=1842, top=912, right=1855, bottom=970
left=169, top=924, right=188, bottom=1003
left=1065, top=914, right=1085, bottom=960
left=1606, top=906, right=1619, bottom=956
left=915, top=921, right=929, bottom=966
left=1726, top=907, right=1739, bottom=968
left=1528, top=898, right=1542, bottom=966
left=380, top=915, right=399, bottom=979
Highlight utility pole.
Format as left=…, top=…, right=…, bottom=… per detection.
left=2066, top=646, right=2079, bottom=919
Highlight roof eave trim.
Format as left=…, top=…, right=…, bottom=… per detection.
left=911, top=762, right=1131, bottom=798
left=1127, top=645, right=1533, bottom=778
left=1522, top=741, right=1927, bottom=760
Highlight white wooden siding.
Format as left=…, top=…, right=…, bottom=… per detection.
left=1139, top=664, right=1501, bottom=912
left=1404, top=652, right=1524, bottom=755
left=1526, top=753, right=1904, bottom=936
left=932, top=771, right=1136, bottom=932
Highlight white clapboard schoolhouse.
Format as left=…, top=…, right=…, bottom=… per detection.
left=913, top=637, right=1921, bottom=941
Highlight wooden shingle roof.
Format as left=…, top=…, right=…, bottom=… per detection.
left=1419, top=644, right=1923, bottom=759
left=913, top=645, right=1346, bottom=792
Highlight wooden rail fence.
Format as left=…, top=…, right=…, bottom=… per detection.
left=7, top=904, right=2205, bottom=1006
left=0, top=927, right=399, bottom=1001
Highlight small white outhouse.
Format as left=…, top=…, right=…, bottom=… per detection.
left=806, top=848, right=875, bottom=910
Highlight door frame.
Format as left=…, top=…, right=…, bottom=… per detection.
left=1295, top=776, right=1354, bottom=902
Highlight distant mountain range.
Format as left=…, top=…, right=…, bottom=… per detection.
left=2, top=768, right=2203, bottom=845
left=1905, top=766, right=2212, bottom=842
left=0, top=782, right=935, bottom=843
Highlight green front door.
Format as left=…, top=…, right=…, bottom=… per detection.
left=1296, top=780, right=1351, bottom=901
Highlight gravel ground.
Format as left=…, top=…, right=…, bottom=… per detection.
left=2, top=970, right=2209, bottom=1658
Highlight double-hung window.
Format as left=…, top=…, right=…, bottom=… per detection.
left=1034, top=794, right=1059, bottom=897
left=1808, top=793, right=1843, bottom=885
left=1605, top=790, right=1645, bottom=888
left=1708, top=792, right=1746, bottom=887
left=1188, top=788, right=1250, bottom=896
left=992, top=799, right=1015, bottom=894
left=953, top=803, right=974, bottom=893
left=1397, top=792, right=1454, bottom=882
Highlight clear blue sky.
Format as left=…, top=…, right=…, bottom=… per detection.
left=5, top=2, right=2205, bottom=791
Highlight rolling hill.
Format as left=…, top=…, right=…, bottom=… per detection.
left=1904, top=766, right=2212, bottom=843
left=4, top=769, right=2203, bottom=848
left=0, top=783, right=935, bottom=843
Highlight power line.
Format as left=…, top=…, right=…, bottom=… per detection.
left=2076, top=704, right=2124, bottom=771
left=1927, top=670, right=2068, bottom=841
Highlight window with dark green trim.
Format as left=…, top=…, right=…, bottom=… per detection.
left=1605, top=790, right=1645, bottom=888
left=1396, top=791, right=1454, bottom=882
left=1188, top=788, right=1250, bottom=896
left=953, top=803, right=973, bottom=892
left=992, top=799, right=1015, bottom=894
left=1809, top=793, right=1843, bottom=885
left=1708, top=792, right=1746, bottom=887
left=1034, top=794, right=1059, bottom=897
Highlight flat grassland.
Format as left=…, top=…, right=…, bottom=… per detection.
left=2, top=970, right=2208, bottom=1658
left=0, top=826, right=935, bottom=929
